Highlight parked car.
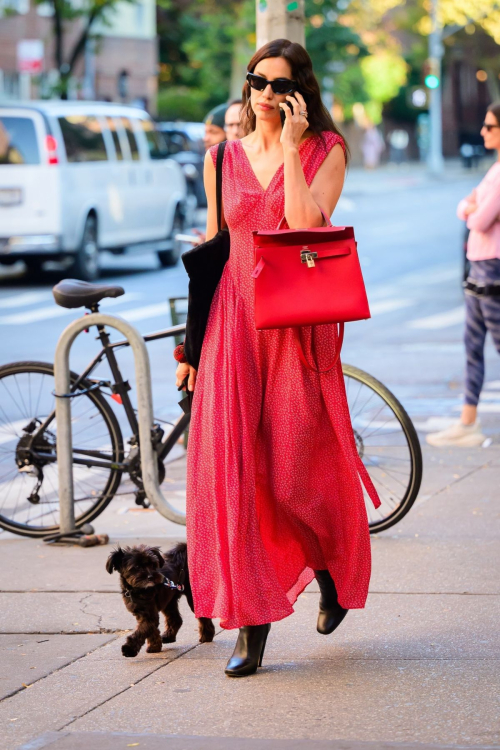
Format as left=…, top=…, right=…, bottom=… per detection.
left=157, top=122, right=206, bottom=207
left=0, top=101, right=190, bottom=280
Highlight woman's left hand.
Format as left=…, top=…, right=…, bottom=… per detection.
left=280, top=91, right=309, bottom=151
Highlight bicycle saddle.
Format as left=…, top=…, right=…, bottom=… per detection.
left=52, top=279, right=125, bottom=309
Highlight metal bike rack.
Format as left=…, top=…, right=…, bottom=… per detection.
left=54, top=313, right=186, bottom=540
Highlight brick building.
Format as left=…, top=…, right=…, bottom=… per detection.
left=0, top=0, right=158, bottom=112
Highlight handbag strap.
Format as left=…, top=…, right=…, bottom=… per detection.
left=216, top=141, right=227, bottom=232
left=277, top=206, right=332, bottom=230
left=293, top=323, right=344, bottom=373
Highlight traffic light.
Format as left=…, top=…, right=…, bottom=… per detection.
left=425, top=74, right=440, bottom=89
left=423, top=58, right=440, bottom=89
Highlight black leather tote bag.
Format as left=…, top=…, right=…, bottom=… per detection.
left=182, top=141, right=230, bottom=370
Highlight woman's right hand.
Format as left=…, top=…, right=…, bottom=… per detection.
left=176, top=362, right=197, bottom=392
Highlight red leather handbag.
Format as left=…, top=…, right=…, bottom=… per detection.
left=251, top=210, right=370, bottom=372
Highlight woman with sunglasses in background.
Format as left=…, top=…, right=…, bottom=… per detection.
left=176, top=39, right=378, bottom=677
left=428, top=102, right=500, bottom=447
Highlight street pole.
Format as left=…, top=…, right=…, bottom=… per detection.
left=256, top=0, right=305, bottom=50
left=428, top=0, right=444, bottom=175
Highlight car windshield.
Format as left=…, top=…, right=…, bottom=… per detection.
left=0, top=116, right=40, bottom=165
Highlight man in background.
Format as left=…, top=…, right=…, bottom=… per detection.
left=203, top=103, right=227, bottom=150
left=224, top=99, right=244, bottom=141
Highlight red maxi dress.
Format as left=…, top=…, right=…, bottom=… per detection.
left=186, top=131, right=380, bottom=630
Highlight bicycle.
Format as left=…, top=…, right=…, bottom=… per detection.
left=0, top=279, right=422, bottom=538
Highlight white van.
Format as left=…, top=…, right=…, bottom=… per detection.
left=0, top=101, right=190, bottom=280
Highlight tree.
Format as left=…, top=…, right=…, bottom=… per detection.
left=156, top=0, right=255, bottom=119
left=35, top=0, right=136, bottom=98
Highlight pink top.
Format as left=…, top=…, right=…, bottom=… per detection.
left=457, top=162, right=500, bottom=260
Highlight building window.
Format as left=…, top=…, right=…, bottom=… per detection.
left=0, top=0, right=29, bottom=15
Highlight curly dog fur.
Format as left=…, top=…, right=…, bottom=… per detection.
left=106, top=542, right=215, bottom=657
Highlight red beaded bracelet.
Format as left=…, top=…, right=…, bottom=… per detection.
left=174, top=342, right=187, bottom=363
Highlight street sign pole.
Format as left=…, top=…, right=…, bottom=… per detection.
left=427, top=0, right=444, bottom=175
left=256, top=0, right=305, bottom=50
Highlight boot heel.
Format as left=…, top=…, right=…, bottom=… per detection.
left=258, top=626, right=270, bottom=667
left=225, top=623, right=271, bottom=677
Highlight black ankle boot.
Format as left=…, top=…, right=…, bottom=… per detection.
left=224, top=623, right=271, bottom=677
left=315, top=570, right=348, bottom=635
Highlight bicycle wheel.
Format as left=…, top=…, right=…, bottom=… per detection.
left=0, top=361, right=124, bottom=538
left=343, top=364, right=422, bottom=533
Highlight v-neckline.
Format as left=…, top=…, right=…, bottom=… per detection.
left=237, top=136, right=314, bottom=193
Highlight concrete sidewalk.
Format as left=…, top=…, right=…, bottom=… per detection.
left=1, top=444, right=499, bottom=750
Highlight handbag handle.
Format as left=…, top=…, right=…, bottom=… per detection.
left=277, top=206, right=333, bottom=230
left=216, top=141, right=227, bottom=232
left=293, top=323, right=344, bottom=373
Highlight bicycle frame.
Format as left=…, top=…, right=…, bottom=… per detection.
left=32, top=320, right=189, bottom=472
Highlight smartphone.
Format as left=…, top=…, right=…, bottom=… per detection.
left=280, top=97, right=296, bottom=127
left=175, top=233, right=201, bottom=243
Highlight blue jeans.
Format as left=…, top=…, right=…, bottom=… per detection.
left=464, top=259, right=500, bottom=406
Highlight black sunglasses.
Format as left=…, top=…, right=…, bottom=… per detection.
left=482, top=122, right=500, bottom=131
left=246, top=72, right=296, bottom=95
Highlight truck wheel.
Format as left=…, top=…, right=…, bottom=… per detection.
left=71, top=214, right=100, bottom=281
left=158, top=209, right=184, bottom=267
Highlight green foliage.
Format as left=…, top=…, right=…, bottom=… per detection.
left=157, top=86, right=210, bottom=121
left=360, top=53, right=408, bottom=103
left=157, top=0, right=254, bottom=118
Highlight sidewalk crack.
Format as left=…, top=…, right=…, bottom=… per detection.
left=78, top=593, right=104, bottom=632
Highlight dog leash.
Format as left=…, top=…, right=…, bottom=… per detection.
left=162, top=568, right=185, bottom=592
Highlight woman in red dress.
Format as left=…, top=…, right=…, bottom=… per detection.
left=176, top=39, right=380, bottom=677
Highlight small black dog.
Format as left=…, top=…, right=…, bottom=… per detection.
left=106, top=542, right=215, bottom=657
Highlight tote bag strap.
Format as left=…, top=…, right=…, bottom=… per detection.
left=216, top=141, right=227, bottom=232
left=293, top=323, right=344, bottom=374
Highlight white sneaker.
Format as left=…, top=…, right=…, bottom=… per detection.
left=426, top=420, right=486, bottom=448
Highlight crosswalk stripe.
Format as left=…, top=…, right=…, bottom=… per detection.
left=370, top=298, right=415, bottom=315
left=120, top=301, right=170, bottom=322
left=0, top=305, right=71, bottom=325
left=0, top=292, right=52, bottom=309
left=0, top=293, right=142, bottom=325
left=408, top=306, right=465, bottom=330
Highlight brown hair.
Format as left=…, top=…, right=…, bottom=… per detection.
left=487, top=101, right=500, bottom=124
left=241, top=38, right=349, bottom=163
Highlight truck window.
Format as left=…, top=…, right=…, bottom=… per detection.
left=121, top=118, right=140, bottom=161
left=58, top=116, right=108, bottom=162
left=106, top=117, right=123, bottom=161
left=0, top=116, right=40, bottom=165
left=140, top=119, right=168, bottom=160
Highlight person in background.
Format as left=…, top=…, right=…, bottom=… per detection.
left=192, top=100, right=244, bottom=246
left=224, top=99, right=245, bottom=141
left=362, top=123, right=384, bottom=169
left=427, top=101, right=500, bottom=447
left=203, top=103, right=228, bottom=150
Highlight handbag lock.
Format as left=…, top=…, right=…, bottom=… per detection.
left=300, top=246, right=318, bottom=268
